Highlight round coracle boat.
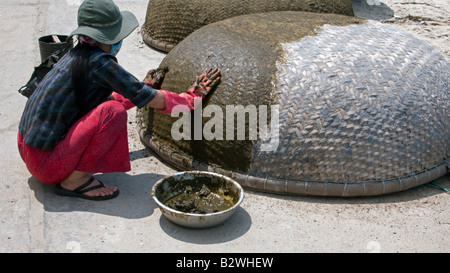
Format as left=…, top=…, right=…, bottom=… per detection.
left=141, top=0, right=355, bottom=52
left=137, top=11, right=450, bottom=197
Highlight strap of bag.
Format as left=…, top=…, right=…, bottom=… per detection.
left=18, top=42, right=73, bottom=98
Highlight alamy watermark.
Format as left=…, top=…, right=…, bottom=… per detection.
left=170, top=98, right=280, bottom=152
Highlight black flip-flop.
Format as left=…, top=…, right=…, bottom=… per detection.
left=54, top=177, right=119, bottom=201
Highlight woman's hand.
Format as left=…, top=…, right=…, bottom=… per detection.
left=143, top=67, right=168, bottom=89
left=147, top=68, right=221, bottom=114
left=187, top=68, right=221, bottom=98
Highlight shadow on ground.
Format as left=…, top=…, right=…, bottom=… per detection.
left=28, top=171, right=164, bottom=219
left=28, top=171, right=253, bottom=243
left=158, top=207, right=252, bottom=244
left=248, top=174, right=450, bottom=205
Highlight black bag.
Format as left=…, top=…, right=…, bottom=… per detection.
left=18, top=43, right=72, bottom=98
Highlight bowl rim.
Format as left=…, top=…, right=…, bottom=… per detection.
left=151, top=171, right=245, bottom=217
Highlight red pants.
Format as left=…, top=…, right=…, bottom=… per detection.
left=18, top=93, right=134, bottom=184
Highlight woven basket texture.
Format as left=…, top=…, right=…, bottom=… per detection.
left=137, top=12, right=450, bottom=196
left=142, top=0, right=355, bottom=52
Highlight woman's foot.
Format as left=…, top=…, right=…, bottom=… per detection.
left=57, top=170, right=119, bottom=200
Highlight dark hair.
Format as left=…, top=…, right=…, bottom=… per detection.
left=69, top=42, right=95, bottom=115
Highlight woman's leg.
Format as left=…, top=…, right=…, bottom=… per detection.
left=18, top=100, right=130, bottom=197
left=57, top=100, right=130, bottom=197
left=59, top=170, right=117, bottom=198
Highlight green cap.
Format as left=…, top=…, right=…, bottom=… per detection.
left=69, top=0, right=139, bottom=45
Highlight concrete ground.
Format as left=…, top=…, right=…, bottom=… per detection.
left=0, top=0, right=448, bottom=253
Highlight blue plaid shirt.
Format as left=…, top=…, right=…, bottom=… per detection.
left=19, top=47, right=157, bottom=150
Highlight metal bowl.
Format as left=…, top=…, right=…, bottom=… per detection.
left=152, top=171, right=244, bottom=228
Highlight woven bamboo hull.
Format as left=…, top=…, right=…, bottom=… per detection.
left=137, top=12, right=450, bottom=196
left=142, top=0, right=355, bottom=52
